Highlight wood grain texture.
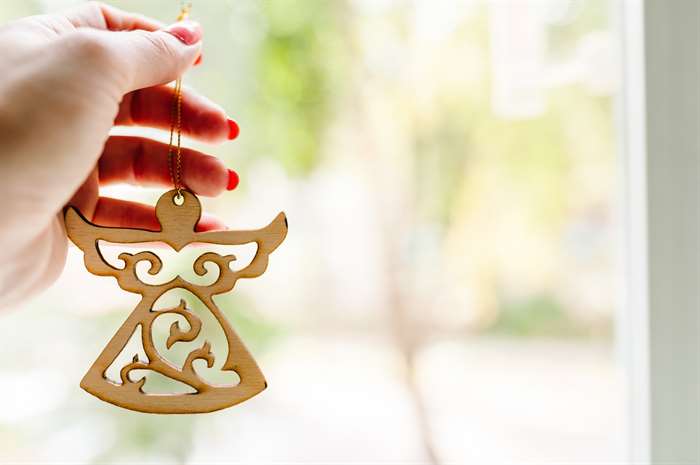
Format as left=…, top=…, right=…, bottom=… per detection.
left=64, top=190, right=287, bottom=414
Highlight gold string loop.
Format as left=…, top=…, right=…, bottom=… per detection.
left=167, top=2, right=192, bottom=204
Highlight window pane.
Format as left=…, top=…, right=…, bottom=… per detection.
left=0, top=0, right=624, bottom=463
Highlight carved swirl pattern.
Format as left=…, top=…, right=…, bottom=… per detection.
left=114, top=251, right=239, bottom=296
left=116, top=252, right=237, bottom=393
left=120, top=300, right=208, bottom=391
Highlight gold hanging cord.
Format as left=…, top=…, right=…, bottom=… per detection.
left=167, top=2, right=192, bottom=200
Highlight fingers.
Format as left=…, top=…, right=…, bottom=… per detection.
left=196, top=214, right=228, bottom=233
left=93, top=197, right=226, bottom=232
left=64, top=1, right=163, bottom=31
left=57, top=20, right=202, bottom=94
left=117, top=86, right=236, bottom=143
left=69, top=169, right=99, bottom=221
left=98, top=136, right=233, bottom=197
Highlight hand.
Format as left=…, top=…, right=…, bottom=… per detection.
left=0, top=2, right=240, bottom=307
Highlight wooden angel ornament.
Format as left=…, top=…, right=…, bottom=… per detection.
left=64, top=189, right=287, bottom=414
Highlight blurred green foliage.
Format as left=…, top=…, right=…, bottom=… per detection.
left=489, top=294, right=582, bottom=337
left=411, top=2, right=614, bottom=339
left=253, top=0, right=345, bottom=174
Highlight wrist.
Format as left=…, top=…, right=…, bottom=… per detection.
left=0, top=215, right=67, bottom=310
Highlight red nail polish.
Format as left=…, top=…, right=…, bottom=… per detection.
left=165, top=20, right=202, bottom=46
left=227, top=169, right=239, bottom=191
left=227, top=118, right=240, bottom=140
left=194, top=54, right=203, bottom=66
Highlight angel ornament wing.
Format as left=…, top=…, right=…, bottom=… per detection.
left=64, top=189, right=287, bottom=414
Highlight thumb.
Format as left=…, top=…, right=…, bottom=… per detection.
left=63, top=20, right=202, bottom=93
left=115, top=20, right=202, bottom=91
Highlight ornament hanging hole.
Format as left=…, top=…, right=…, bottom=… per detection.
left=173, top=192, right=185, bottom=206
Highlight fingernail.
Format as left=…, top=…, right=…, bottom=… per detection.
left=165, top=20, right=202, bottom=46
left=227, top=169, right=239, bottom=191
left=227, top=118, right=240, bottom=140
left=194, top=54, right=203, bottom=66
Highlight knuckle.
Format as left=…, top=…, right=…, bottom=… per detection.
left=144, top=32, right=180, bottom=62
left=68, top=30, right=112, bottom=64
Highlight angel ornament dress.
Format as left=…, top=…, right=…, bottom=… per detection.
left=65, top=189, right=287, bottom=414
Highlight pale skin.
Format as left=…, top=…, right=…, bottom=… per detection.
left=0, top=2, right=241, bottom=307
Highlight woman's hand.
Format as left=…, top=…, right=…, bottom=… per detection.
left=0, top=2, right=239, bottom=306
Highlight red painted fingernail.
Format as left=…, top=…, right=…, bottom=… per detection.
left=227, top=169, right=239, bottom=191
left=194, top=54, right=203, bottom=66
left=227, top=118, right=240, bottom=140
left=165, top=20, right=202, bottom=46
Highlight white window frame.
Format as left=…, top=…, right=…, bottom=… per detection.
left=621, top=0, right=700, bottom=461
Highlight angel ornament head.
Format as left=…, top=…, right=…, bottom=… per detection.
left=65, top=189, right=287, bottom=414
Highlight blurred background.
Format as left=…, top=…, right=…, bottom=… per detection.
left=0, top=0, right=623, bottom=463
